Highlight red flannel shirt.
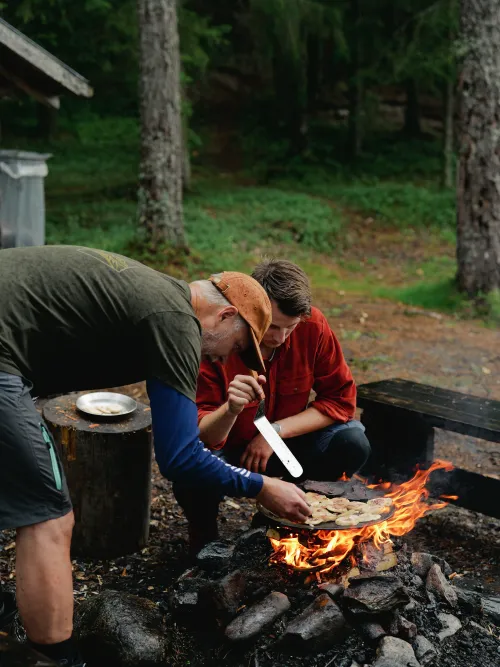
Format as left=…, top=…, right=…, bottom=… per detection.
left=196, top=307, right=356, bottom=451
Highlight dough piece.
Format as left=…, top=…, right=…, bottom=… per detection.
left=367, top=497, right=393, bottom=512
left=346, top=501, right=368, bottom=511
left=328, top=498, right=351, bottom=511
left=353, top=512, right=382, bottom=523
left=335, top=514, right=362, bottom=527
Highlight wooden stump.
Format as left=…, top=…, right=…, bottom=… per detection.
left=43, top=393, right=152, bottom=559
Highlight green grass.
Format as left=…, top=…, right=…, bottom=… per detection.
left=11, top=114, right=492, bottom=320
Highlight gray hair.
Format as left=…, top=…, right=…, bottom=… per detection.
left=192, top=280, right=246, bottom=330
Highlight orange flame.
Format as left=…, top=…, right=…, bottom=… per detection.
left=269, top=459, right=454, bottom=576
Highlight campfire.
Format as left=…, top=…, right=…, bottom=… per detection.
left=48, top=458, right=499, bottom=667
left=268, top=460, right=456, bottom=577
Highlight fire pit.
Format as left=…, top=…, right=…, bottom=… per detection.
left=263, top=460, right=455, bottom=578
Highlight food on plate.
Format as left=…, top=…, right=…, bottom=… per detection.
left=92, top=403, right=123, bottom=415
left=301, top=492, right=389, bottom=527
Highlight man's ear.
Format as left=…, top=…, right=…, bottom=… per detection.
left=219, top=305, right=238, bottom=321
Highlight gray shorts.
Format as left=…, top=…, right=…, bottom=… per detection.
left=0, top=372, right=72, bottom=530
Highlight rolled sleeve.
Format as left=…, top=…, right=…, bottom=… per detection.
left=196, top=360, right=228, bottom=449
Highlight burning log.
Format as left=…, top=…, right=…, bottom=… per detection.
left=225, top=592, right=290, bottom=642
left=342, top=573, right=410, bottom=615
left=282, top=593, right=346, bottom=652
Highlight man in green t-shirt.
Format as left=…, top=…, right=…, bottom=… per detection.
left=0, top=246, right=310, bottom=666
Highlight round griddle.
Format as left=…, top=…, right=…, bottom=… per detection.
left=257, top=478, right=395, bottom=531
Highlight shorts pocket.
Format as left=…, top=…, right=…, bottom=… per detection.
left=40, top=422, right=63, bottom=492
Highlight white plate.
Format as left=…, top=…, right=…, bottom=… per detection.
left=76, top=392, right=137, bottom=418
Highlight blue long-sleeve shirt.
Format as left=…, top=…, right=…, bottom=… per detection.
left=147, top=379, right=263, bottom=497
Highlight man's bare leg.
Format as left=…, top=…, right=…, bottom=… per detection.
left=15, top=511, right=74, bottom=645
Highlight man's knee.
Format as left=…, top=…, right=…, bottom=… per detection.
left=325, top=425, right=371, bottom=472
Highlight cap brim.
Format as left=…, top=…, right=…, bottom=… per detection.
left=239, top=327, right=266, bottom=374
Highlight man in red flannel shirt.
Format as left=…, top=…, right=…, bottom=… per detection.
left=174, top=259, right=370, bottom=552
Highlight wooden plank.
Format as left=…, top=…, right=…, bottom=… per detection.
left=0, top=18, right=92, bottom=98
left=429, top=466, right=500, bottom=519
left=358, top=378, right=500, bottom=443
left=0, top=63, right=60, bottom=108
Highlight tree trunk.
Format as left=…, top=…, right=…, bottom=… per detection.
left=442, top=77, right=455, bottom=188
left=43, top=394, right=153, bottom=559
left=403, top=79, right=422, bottom=137
left=348, top=0, right=363, bottom=158
left=137, top=0, right=186, bottom=248
left=457, top=0, right=500, bottom=297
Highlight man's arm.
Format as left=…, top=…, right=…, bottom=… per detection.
left=147, top=379, right=310, bottom=520
left=198, top=368, right=265, bottom=447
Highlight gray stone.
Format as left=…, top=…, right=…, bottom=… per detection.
left=437, top=613, right=462, bottom=642
left=425, top=565, right=457, bottom=608
left=455, top=587, right=483, bottom=616
left=196, top=541, right=235, bottom=571
left=405, top=598, right=418, bottom=613
left=480, top=593, right=500, bottom=624
left=413, top=636, right=438, bottom=666
left=225, top=591, right=290, bottom=642
left=411, top=553, right=452, bottom=579
left=205, top=569, right=246, bottom=619
left=170, top=576, right=209, bottom=619
left=360, top=621, right=386, bottom=643
left=398, top=616, right=417, bottom=642
left=373, top=636, right=420, bottom=667
left=343, top=574, right=410, bottom=615
left=75, top=590, right=166, bottom=667
left=283, top=593, right=346, bottom=652
left=234, top=527, right=267, bottom=549
left=317, top=582, right=344, bottom=601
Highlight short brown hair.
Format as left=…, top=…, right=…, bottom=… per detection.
left=251, top=259, right=312, bottom=317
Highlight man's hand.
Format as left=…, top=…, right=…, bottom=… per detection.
left=227, top=374, right=266, bottom=416
left=240, top=434, right=273, bottom=473
left=257, top=477, right=311, bottom=523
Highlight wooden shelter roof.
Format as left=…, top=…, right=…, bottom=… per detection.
left=0, top=17, right=93, bottom=108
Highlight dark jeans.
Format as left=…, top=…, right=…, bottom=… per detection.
left=173, top=420, right=371, bottom=528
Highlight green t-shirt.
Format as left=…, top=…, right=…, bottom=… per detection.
left=0, top=246, right=201, bottom=400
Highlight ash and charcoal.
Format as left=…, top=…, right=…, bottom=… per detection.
left=134, top=528, right=498, bottom=667
left=1, top=484, right=499, bottom=667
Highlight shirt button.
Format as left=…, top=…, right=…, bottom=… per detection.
left=294, top=387, right=298, bottom=392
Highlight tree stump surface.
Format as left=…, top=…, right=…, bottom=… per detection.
left=43, top=393, right=153, bottom=559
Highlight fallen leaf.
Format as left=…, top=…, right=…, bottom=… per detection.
left=482, top=367, right=491, bottom=375
left=4, top=541, right=15, bottom=551
left=121, top=568, right=127, bottom=577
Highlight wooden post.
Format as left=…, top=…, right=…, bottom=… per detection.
left=43, top=394, right=152, bottom=559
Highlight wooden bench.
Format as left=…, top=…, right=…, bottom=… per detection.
left=357, top=378, right=500, bottom=519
